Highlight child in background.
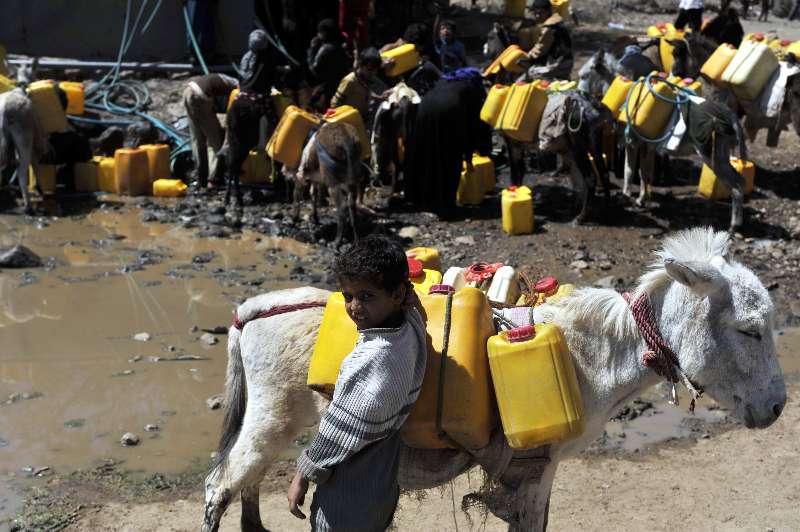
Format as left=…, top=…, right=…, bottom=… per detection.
left=287, top=236, right=427, bottom=531
left=436, top=19, right=468, bottom=73
left=307, top=19, right=352, bottom=112
left=331, top=47, right=389, bottom=123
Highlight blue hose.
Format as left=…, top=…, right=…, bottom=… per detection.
left=623, top=73, right=693, bottom=145
left=183, top=4, right=210, bottom=75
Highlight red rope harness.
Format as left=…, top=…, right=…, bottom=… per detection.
left=232, top=302, right=327, bottom=331
left=623, top=292, right=703, bottom=411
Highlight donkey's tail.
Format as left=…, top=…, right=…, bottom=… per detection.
left=733, top=111, right=748, bottom=163
left=213, top=324, right=247, bottom=472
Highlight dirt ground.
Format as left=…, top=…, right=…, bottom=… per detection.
left=72, top=388, right=800, bottom=531
left=3, top=2, right=800, bottom=531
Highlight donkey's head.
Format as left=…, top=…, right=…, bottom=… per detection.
left=577, top=49, right=614, bottom=100
left=484, top=21, right=511, bottom=63
left=644, top=228, right=786, bottom=429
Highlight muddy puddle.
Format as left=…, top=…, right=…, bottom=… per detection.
left=598, top=327, right=800, bottom=453
left=0, top=206, right=322, bottom=523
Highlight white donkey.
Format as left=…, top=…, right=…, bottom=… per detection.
left=0, top=87, right=47, bottom=214
left=203, top=227, right=786, bottom=532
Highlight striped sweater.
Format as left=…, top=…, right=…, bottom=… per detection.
left=297, top=308, right=427, bottom=531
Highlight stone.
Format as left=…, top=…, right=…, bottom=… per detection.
left=0, top=246, right=43, bottom=268
left=192, top=251, right=216, bottom=264
left=210, top=326, right=228, bottom=334
left=206, top=394, right=225, bottom=410
left=133, top=332, right=151, bottom=342
left=121, top=432, right=140, bottom=446
left=398, top=226, right=421, bottom=239
left=91, top=126, right=125, bottom=156
left=455, top=235, right=475, bottom=246
left=144, top=424, right=160, bottom=432
left=790, top=301, right=800, bottom=319
left=594, top=275, right=625, bottom=289
left=200, top=333, right=218, bottom=346
left=189, top=325, right=199, bottom=333
left=570, top=260, right=590, bottom=270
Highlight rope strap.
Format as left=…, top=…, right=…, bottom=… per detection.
left=435, top=291, right=455, bottom=439
left=623, top=292, right=703, bottom=411
left=232, top=302, right=327, bottom=330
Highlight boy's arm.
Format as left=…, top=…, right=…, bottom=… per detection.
left=296, top=353, right=405, bottom=484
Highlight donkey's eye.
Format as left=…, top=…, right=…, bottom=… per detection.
left=738, top=329, right=762, bottom=341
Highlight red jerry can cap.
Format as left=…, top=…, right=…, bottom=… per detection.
left=429, top=284, right=456, bottom=295
left=407, top=258, right=424, bottom=278
left=753, top=33, right=765, bottom=41
left=324, top=108, right=337, bottom=118
left=507, top=325, right=536, bottom=342
left=535, top=276, right=559, bottom=297
left=781, top=39, right=792, bottom=47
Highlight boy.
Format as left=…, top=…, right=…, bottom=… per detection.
left=435, top=20, right=468, bottom=73
left=331, top=47, right=389, bottom=122
left=307, top=19, right=351, bottom=112
left=287, top=236, right=427, bottom=531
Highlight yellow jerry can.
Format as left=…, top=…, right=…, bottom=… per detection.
left=721, top=37, right=779, bottom=101
left=306, top=292, right=360, bottom=398
left=701, top=43, right=738, bottom=86
left=472, top=154, right=496, bottom=193
left=408, top=258, right=443, bottom=296
left=26, top=80, right=68, bottom=133
left=241, top=149, right=273, bottom=184
left=481, top=84, right=511, bottom=129
left=601, top=75, right=633, bottom=119
left=788, top=40, right=800, bottom=59
left=267, top=105, right=321, bottom=168
left=226, top=87, right=239, bottom=112
left=271, top=89, right=293, bottom=118
left=114, top=148, right=151, bottom=196
left=543, top=79, right=577, bottom=93
left=406, top=247, right=442, bottom=272
left=29, top=164, right=57, bottom=195
left=74, top=161, right=99, bottom=192
left=381, top=43, right=421, bottom=77
left=323, top=105, right=371, bottom=159
left=139, top=144, right=171, bottom=181
left=58, top=81, right=84, bottom=115
left=768, top=38, right=792, bottom=60
left=402, top=286, right=496, bottom=450
left=0, top=73, right=15, bottom=94
left=550, top=0, right=571, bottom=19
left=93, top=156, right=117, bottom=193
left=619, top=77, right=675, bottom=140
left=153, top=178, right=188, bottom=197
left=668, top=75, right=702, bottom=96
left=457, top=162, right=485, bottom=206
left=488, top=323, right=585, bottom=449
left=501, top=185, right=534, bottom=235
left=499, top=81, right=548, bottom=143
left=484, top=45, right=527, bottom=76
left=659, top=29, right=686, bottom=74
left=698, top=158, right=755, bottom=199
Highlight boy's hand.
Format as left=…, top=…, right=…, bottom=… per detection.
left=287, top=471, right=309, bottom=519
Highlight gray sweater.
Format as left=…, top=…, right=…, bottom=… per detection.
left=297, top=308, right=427, bottom=531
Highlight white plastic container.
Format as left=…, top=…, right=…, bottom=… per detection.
left=487, top=266, right=520, bottom=305
left=442, top=267, right=466, bottom=291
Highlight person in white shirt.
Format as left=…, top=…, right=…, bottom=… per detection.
left=675, top=0, right=704, bottom=31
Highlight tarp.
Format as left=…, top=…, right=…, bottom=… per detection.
left=0, top=0, right=256, bottom=62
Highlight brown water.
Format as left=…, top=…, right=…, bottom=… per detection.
left=0, top=207, right=316, bottom=523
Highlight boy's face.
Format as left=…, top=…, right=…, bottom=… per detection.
left=440, top=25, right=453, bottom=40
left=340, top=276, right=406, bottom=330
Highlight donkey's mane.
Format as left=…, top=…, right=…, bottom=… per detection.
left=551, top=227, right=730, bottom=340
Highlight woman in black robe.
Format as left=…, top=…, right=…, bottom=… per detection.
left=403, top=68, right=491, bottom=217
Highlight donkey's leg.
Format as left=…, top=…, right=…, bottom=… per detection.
left=513, top=460, right=559, bottom=532
left=311, top=183, right=320, bottom=226
left=566, top=153, right=591, bottom=224
left=622, top=141, right=639, bottom=198
left=347, top=186, right=358, bottom=243
left=9, top=125, right=34, bottom=214
left=241, top=480, right=268, bottom=532
left=636, top=145, right=656, bottom=207
left=331, top=186, right=347, bottom=248
left=506, top=137, right=526, bottom=186
left=706, top=135, right=744, bottom=230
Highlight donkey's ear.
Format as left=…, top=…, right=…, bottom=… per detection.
left=664, top=258, right=725, bottom=297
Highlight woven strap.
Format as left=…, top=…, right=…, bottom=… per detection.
left=232, top=302, right=327, bottom=331
left=623, top=292, right=703, bottom=411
